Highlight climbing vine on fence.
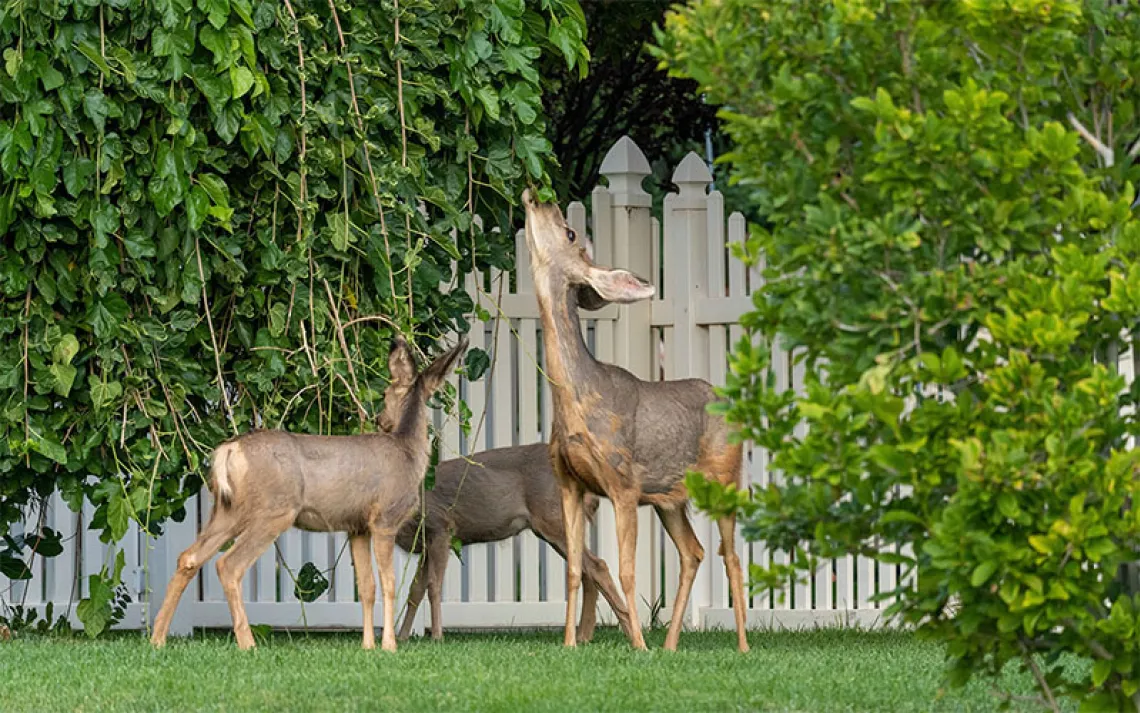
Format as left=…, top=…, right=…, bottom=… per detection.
left=0, top=0, right=587, bottom=626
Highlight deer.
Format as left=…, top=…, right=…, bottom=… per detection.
left=149, top=334, right=467, bottom=652
left=520, top=188, right=750, bottom=653
left=391, top=442, right=634, bottom=642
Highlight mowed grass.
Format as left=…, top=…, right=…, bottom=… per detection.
left=0, top=627, right=1056, bottom=712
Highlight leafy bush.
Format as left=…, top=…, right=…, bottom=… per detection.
left=657, top=1, right=1140, bottom=709
left=0, top=0, right=585, bottom=628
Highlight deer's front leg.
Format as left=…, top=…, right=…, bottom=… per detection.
left=371, top=530, right=399, bottom=652
left=350, top=534, right=376, bottom=649
left=556, top=474, right=585, bottom=648
left=613, top=496, right=647, bottom=650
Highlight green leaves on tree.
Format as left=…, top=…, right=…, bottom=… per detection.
left=658, top=0, right=1140, bottom=708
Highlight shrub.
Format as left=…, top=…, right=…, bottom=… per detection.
left=656, top=1, right=1140, bottom=709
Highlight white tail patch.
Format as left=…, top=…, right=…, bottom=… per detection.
left=211, top=443, right=235, bottom=507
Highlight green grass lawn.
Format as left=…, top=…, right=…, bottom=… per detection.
left=0, top=627, right=1056, bottom=712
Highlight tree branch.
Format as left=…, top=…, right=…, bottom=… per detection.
left=1068, top=112, right=1114, bottom=167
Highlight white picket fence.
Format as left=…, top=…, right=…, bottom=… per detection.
left=0, top=136, right=906, bottom=637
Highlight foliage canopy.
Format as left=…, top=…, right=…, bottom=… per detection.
left=657, top=0, right=1140, bottom=709
left=0, top=0, right=586, bottom=632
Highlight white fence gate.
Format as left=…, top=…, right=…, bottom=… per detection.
left=1, top=136, right=904, bottom=637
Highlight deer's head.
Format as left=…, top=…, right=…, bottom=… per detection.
left=378, top=335, right=468, bottom=434
left=521, top=189, right=655, bottom=311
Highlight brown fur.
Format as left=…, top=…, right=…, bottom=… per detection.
left=522, top=189, right=750, bottom=653
left=149, top=336, right=467, bottom=652
left=388, top=443, right=634, bottom=642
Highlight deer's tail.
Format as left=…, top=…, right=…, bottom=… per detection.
left=210, top=442, right=236, bottom=508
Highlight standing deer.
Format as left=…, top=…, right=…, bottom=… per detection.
left=150, top=335, right=467, bottom=652
left=392, top=443, right=634, bottom=642
left=520, top=189, right=750, bottom=652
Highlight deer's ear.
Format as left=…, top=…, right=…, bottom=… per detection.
left=582, top=266, right=655, bottom=305
left=576, top=285, right=609, bottom=312
left=421, top=337, right=468, bottom=394
left=388, top=336, right=416, bottom=385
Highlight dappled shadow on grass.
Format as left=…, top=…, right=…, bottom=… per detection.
left=1, top=627, right=1067, bottom=712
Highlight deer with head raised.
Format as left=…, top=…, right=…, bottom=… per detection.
left=149, top=335, right=467, bottom=652
left=391, top=442, right=634, bottom=642
left=521, top=189, right=749, bottom=652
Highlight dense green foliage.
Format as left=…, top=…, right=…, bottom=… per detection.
left=0, top=629, right=1054, bottom=712
left=657, top=0, right=1140, bottom=709
left=0, top=0, right=585, bottom=627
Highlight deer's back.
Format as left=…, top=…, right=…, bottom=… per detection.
left=224, top=430, right=424, bottom=534
left=555, top=366, right=739, bottom=501
left=396, top=444, right=546, bottom=548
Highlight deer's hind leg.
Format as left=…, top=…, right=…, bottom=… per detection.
left=717, top=515, right=750, bottom=653
left=151, top=503, right=240, bottom=647
left=425, top=530, right=450, bottom=641
left=215, top=510, right=296, bottom=650
left=396, top=551, right=426, bottom=642
left=533, top=515, right=628, bottom=644
left=657, top=504, right=705, bottom=652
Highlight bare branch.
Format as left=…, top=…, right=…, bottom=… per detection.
left=1068, top=112, right=1114, bottom=167
left=195, top=237, right=237, bottom=435
left=1021, top=640, right=1061, bottom=713
left=322, top=278, right=368, bottom=424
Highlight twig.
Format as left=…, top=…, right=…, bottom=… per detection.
left=394, top=0, right=414, bottom=318
left=276, top=384, right=320, bottom=429
left=325, top=0, right=399, bottom=316
left=1068, top=112, right=1114, bottom=167
left=322, top=278, right=367, bottom=423
left=341, top=314, right=401, bottom=331
left=282, top=0, right=308, bottom=242
left=791, top=131, right=815, bottom=164
left=195, top=237, right=237, bottom=434
left=897, top=12, right=922, bottom=114
left=299, top=321, right=319, bottom=377
left=21, top=286, right=29, bottom=466
left=333, top=371, right=370, bottom=424
left=1021, top=642, right=1061, bottom=713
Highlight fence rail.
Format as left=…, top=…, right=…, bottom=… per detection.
left=1, top=136, right=908, bottom=637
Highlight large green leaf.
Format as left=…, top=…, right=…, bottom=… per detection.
left=88, top=293, right=130, bottom=340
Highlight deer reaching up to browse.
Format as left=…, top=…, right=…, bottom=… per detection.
left=150, top=335, right=467, bottom=652
left=392, top=443, right=634, bottom=642
left=521, top=189, right=749, bottom=653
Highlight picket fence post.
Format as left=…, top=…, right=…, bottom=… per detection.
left=664, top=152, right=716, bottom=628
left=597, top=136, right=657, bottom=624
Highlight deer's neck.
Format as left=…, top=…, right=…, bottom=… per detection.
left=392, top=406, right=432, bottom=482
left=536, top=277, right=602, bottom=406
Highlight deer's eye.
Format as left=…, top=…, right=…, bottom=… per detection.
left=566, top=228, right=576, bottom=243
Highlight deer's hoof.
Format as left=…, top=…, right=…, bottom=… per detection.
left=381, top=641, right=397, bottom=653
